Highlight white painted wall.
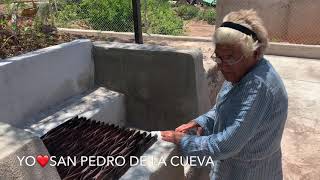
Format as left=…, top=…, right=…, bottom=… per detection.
left=0, top=40, right=94, bottom=127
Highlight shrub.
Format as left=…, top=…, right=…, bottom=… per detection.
left=55, top=3, right=81, bottom=27
left=143, top=0, right=183, bottom=35
left=52, top=0, right=183, bottom=35
left=175, top=5, right=199, bottom=20
left=198, top=9, right=216, bottom=25
left=79, top=0, right=133, bottom=32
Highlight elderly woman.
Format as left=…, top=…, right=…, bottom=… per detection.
left=161, top=9, right=288, bottom=180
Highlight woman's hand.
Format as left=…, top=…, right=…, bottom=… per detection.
left=175, top=120, right=204, bottom=135
left=161, top=131, right=186, bottom=144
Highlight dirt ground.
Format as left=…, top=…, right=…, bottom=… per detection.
left=184, top=20, right=215, bottom=37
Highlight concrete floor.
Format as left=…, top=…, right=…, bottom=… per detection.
left=266, top=55, right=320, bottom=180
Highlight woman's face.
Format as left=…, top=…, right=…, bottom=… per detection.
left=214, top=43, right=253, bottom=83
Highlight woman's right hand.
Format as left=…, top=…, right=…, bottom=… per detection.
left=175, top=120, right=203, bottom=135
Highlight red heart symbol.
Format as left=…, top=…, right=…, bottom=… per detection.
left=36, top=155, right=49, bottom=167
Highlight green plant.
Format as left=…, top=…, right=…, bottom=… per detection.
left=50, top=0, right=183, bottom=35
left=0, top=19, right=6, bottom=27
left=33, top=1, right=56, bottom=33
left=198, top=9, right=216, bottom=25
left=55, top=3, right=82, bottom=27
left=175, top=5, right=199, bottom=20
left=3, top=0, right=19, bottom=33
left=143, top=0, right=183, bottom=35
left=79, top=0, right=133, bottom=32
left=3, top=0, right=15, bottom=15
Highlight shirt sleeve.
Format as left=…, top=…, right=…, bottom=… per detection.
left=180, top=79, right=272, bottom=160
left=193, top=81, right=228, bottom=135
left=194, top=105, right=217, bottom=136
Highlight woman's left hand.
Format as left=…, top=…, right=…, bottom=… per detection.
left=161, top=131, right=186, bottom=145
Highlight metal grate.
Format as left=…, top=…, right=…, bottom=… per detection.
left=41, top=116, right=157, bottom=180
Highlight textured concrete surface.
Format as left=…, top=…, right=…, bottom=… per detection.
left=216, top=0, right=320, bottom=44
left=93, top=42, right=211, bottom=131
left=0, top=40, right=94, bottom=127
left=22, top=87, right=125, bottom=137
left=0, top=122, right=61, bottom=180
left=58, top=28, right=213, bottom=42
left=265, top=55, right=320, bottom=180
left=287, top=0, right=320, bottom=44
left=266, top=42, right=320, bottom=60
left=216, top=0, right=290, bottom=40
left=120, top=131, right=184, bottom=180
left=145, top=40, right=224, bottom=106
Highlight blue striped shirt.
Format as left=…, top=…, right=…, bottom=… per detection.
left=180, top=58, right=288, bottom=180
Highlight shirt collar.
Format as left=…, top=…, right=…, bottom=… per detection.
left=231, top=57, right=266, bottom=86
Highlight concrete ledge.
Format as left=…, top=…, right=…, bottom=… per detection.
left=22, top=87, right=126, bottom=137
left=120, top=131, right=184, bottom=180
left=266, top=42, right=320, bottom=59
left=58, top=28, right=213, bottom=42
left=58, top=28, right=320, bottom=59
left=0, top=122, right=60, bottom=180
left=0, top=39, right=94, bottom=127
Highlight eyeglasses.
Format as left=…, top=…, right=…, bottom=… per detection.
left=211, top=53, right=244, bottom=65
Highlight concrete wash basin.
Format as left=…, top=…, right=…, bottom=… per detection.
left=0, top=40, right=212, bottom=180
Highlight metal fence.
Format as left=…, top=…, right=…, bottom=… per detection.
left=0, top=0, right=135, bottom=32
left=215, top=0, right=320, bottom=45
left=52, top=0, right=135, bottom=32
left=50, top=0, right=196, bottom=36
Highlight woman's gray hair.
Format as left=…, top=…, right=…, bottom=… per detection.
left=214, top=9, right=268, bottom=59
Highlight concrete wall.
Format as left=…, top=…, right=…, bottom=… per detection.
left=0, top=40, right=94, bottom=127
left=93, top=42, right=211, bottom=131
left=266, top=42, right=320, bottom=59
left=287, top=0, right=320, bottom=44
left=216, top=0, right=320, bottom=44
left=0, top=40, right=212, bottom=179
left=23, top=87, right=126, bottom=136
left=0, top=122, right=61, bottom=180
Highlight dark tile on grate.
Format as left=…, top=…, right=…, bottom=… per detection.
left=41, top=116, right=157, bottom=180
